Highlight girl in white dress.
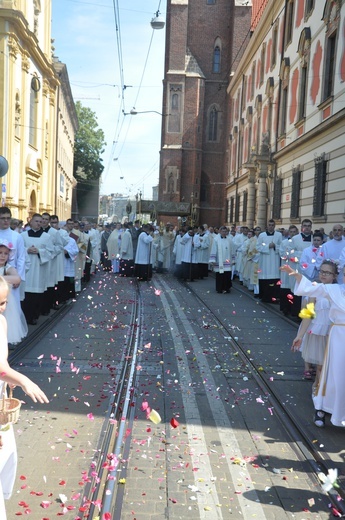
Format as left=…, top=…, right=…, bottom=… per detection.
left=0, top=276, right=49, bottom=519
left=291, top=260, right=337, bottom=392
left=281, top=263, right=345, bottom=428
left=0, top=240, right=28, bottom=344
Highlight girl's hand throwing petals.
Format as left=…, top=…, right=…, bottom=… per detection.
left=291, top=337, right=302, bottom=352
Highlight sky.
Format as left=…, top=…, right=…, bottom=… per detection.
left=52, top=0, right=166, bottom=200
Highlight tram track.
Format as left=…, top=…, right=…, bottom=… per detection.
left=82, top=278, right=143, bottom=519
left=7, top=272, right=344, bottom=518
left=7, top=277, right=145, bottom=520
left=8, top=300, right=73, bottom=365
left=175, top=276, right=345, bottom=515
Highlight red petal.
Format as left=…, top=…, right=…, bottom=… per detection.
left=170, top=418, right=180, bottom=428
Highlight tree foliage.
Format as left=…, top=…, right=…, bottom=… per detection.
left=73, top=102, right=106, bottom=181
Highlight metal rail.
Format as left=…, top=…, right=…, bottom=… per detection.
left=83, top=279, right=143, bottom=518
left=182, top=278, right=345, bottom=515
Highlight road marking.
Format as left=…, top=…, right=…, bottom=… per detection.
left=156, top=278, right=266, bottom=519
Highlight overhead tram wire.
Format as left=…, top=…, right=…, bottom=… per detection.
left=124, top=2, right=277, bottom=192
left=104, top=1, right=165, bottom=186
left=132, top=0, right=163, bottom=108
left=102, top=0, right=129, bottom=184
left=103, top=0, right=137, bottom=182
left=113, top=0, right=126, bottom=110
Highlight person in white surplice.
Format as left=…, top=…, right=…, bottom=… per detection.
left=209, top=226, right=236, bottom=294
left=0, top=276, right=48, bottom=520
left=281, top=264, right=345, bottom=428
left=256, top=219, right=282, bottom=303
left=21, top=214, right=55, bottom=325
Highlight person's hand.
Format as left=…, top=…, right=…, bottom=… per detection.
left=291, top=338, right=302, bottom=352
left=280, top=265, right=294, bottom=275
left=21, top=380, right=49, bottom=404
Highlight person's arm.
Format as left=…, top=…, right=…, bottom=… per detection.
left=2, top=266, right=21, bottom=287
left=280, top=264, right=302, bottom=283
left=291, top=306, right=314, bottom=351
left=0, top=359, right=49, bottom=403
left=0, top=317, right=49, bottom=403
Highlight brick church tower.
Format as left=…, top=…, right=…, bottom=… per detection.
left=158, top=0, right=251, bottom=226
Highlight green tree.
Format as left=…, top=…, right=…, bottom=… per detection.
left=73, top=101, right=106, bottom=180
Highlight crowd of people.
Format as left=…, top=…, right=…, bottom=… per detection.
left=2, top=207, right=345, bottom=429
left=0, top=207, right=100, bottom=343
left=1, top=208, right=344, bottom=520
left=0, top=210, right=344, bottom=520
left=4, top=210, right=345, bottom=326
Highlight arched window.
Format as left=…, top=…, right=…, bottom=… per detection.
left=271, top=21, right=278, bottom=68
left=284, top=0, right=295, bottom=48
left=322, top=0, right=340, bottom=100
left=305, top=0, right=314, bottom=18
left=29, top=77, right=39, bottom=147
left=213, top=45, right=221, bottom=73
left=208, top=106, right=218, bottom=141
left=298, top=28, right=311, bottom=120
left=172, top=93, right=179, bottom=109
left=260, top=43, right=266, bottom=85
left=279, top=58, right=290, bottom=135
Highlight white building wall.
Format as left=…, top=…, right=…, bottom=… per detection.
left=227, top=0, right=345, bottom=232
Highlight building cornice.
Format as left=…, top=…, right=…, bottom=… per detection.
left=273, top=107, right=345, bottom=160
left=227, top=0, right=282, bottom=90
left=1, top=8, right=59, bottom=88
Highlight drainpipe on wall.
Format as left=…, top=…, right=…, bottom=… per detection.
left=235, top=73, right=245, bottom=226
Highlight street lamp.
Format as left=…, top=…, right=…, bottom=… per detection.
left=123, top=108, right=169, bottom=116
left=150, top=11, right=165, bottom=30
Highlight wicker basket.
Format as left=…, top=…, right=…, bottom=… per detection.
left=0, top=384, right=21, bottom=425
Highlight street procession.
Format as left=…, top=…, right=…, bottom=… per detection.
left=1, top=1, right=345, bottom=519
left=0, top=212, right=345, bottom=519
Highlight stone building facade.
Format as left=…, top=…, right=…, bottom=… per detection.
left=227, top=0, right=345, bottom=231
left=0, top=1, right=76, bottom=220
left=53, top=61, right=78, bottom=222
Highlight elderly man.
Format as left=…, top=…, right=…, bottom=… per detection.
left=21, top=214, right=55, bottom=324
